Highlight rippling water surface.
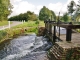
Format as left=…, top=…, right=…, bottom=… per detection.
left=0, top=33, right=52, bottom=60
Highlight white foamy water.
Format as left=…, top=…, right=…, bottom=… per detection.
left=0, top=34, right=51, bottom=60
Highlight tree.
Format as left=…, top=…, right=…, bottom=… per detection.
left=51, top=10, right=56, bottom=20
left=67, top=0, right=76, bottom=14
left=8, top=11, right=37, bottom=21
left=0, top=0, right=13, bottom=21
left=62, top=13, right=69, bottom=22
left=39, top=6, right=52, bottom=20
left=67, top=0, right=76, bottom=22
left=26, top=11, right=37, bottom=21
left=71, top=0, right=80, bottom=22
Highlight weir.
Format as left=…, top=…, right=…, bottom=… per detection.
left=44, top=20, right=80, bottom=60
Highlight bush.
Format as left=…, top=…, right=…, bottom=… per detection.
left=35, top=20, right=39, bottom=24
left=27, top=27, right=38, bottom=34
left=6, top=28, right=25, bottom=38
left=0, top=30, right=7, bottom=40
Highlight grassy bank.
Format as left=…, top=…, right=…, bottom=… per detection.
left=0, top=28, right=25, bottom=43
left=12, top=21, right=45, bottom=28
left=0, top=21, right=45, bottom=43
left=12, top=21, right=45, bottom=34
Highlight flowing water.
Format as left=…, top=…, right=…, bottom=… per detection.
left=0, top=33, right=52, bottom=60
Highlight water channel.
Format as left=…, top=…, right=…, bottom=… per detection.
left=0, top=33, right=52, bottom=60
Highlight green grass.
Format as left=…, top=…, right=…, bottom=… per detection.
left=0, top=21, right=45, bottom=43
left=0, top=21, right=8, bottom=26
left=11, top=21, right=45, bottom=34
left=12, top=21, right=45, bottom=28
left=39, top=21, right=45, bottom=27
left=0, top=21, right=12, bottom=26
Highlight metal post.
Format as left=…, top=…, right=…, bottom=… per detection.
left=66, top=22, right=72, bottom=41
left=50, top=24, right=52, bottom=33
left=66, top=29, right=72, bottom=41
left=58, top=27, right=60, bottom=37
left=49, top=23, right=52, bottom=34
left=48, top=19, right=50, bottom=33
left=53, top=26, right=56, bottom=43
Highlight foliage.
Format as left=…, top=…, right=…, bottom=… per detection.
left=35, top=20, right=39, bottom=24
left=0, top=30, right=7, bottom=40
left=51, top=10, right=56, bottom=20
left=66, top=49, right=80, bottom=60
left=26, top=11, right=37, bottom=21
left=8, top=11, right=37, bottom=21
left=39, top=6, right=56, bottom=20
left=62, top=13, right=69, bottom=22
left=27, top=27, right=38, bottom=34
left=11, top=21, right=44, bottom=34
left=0, top=21, right=44, bottom=43
left=71, top=0, right=80, bottom=22
left=6, top=28, right=25, bottom=38
left=0, top=0, right=13, bottom=21
left=67, top=0, right=80, bottom=22
left=67, top=0, right=75, bottom=15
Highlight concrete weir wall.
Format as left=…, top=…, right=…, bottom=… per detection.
left=48, top=42, right=80, bottom=60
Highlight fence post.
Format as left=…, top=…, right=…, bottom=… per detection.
left=8, top=21, right=10, bottom=29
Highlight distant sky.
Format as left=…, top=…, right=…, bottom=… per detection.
left=9, top=0, right=79, bottom=17
left=23, top=0, right=67, bottom=5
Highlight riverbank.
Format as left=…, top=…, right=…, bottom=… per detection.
left=0, top=21, right=45, bottom=45
left=0, top=28, right=26, bottom=44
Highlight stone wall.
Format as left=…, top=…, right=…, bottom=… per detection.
left=47, top=42, right=80, bottom=60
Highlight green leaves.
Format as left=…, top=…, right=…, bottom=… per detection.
left=67, top=0, right=76, bottom=15
left=0, top=30, right=7, bottom=40
left=62, top=13, right=69, bottom=22
left=39, top=6, right=56, bottom=20
left=0, top=0, right=13, bottom=21
left=39, top=6, right=50, bottom=20
left=8, top=11, right=37, bottom=21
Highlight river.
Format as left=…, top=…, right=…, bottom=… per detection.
left=0, top=33, right=52, bottom=60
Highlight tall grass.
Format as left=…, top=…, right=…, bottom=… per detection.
left=0, top=30, right=7, bottom=40
left=11, top=21, right=45, bottom=34
left=0, top=21, right=45, bottom=43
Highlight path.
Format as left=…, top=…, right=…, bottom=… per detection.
left=0, top=21, right=22, bottom=30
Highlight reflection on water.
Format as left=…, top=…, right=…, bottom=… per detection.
left=0, top=33, right=52, bottom=60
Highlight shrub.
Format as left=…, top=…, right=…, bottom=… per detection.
left=27, top=27, right=38, bottom=34
left=0, top=30, right=7, bottom=40
left=35, top=20, right=39, bottom=24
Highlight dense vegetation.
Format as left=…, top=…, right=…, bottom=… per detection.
left=8, top=6, right=56, bottom=21
left=0, top=0, right=80, bottom=23
left=0, top=21, right=45, bottom=43
left=67, top=0, right=80, bottom=22
left=8, top=5, right=72, bottom=22
left=0, top=0, right=13, bottom=21
left=39, top=6, right=56, bottom=20
left=8, top=11, right=38, bottom=21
